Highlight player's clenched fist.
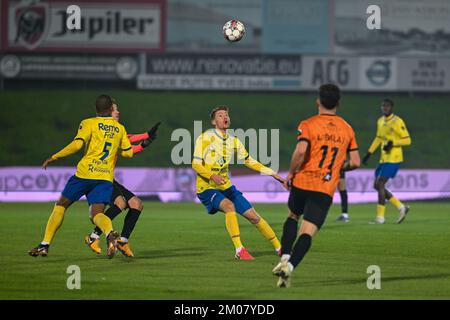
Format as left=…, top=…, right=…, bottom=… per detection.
left=210, top=174, right=226, bottom=185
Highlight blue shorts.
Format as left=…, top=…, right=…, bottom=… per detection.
left=62, top=175, right=113, bottom=205
left=197, top=185, right=252, bottom=215
left=375, top=163, right=401, bottom=179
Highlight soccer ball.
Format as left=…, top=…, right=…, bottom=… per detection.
left=223, top=20, right=245, bottom=42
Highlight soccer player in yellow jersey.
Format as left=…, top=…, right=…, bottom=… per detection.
left=28, top=95, right=133, bottom=258
left=192, top=106, right=284, bottom=260
left=362, top=99, right=412, bottom=224
left=84, top=100, right=160, bottom=258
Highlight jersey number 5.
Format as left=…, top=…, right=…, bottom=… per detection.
left=100, top=142, right=112, bottom=161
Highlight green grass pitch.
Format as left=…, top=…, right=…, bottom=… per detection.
left=1, top=201, right=449, bottom=299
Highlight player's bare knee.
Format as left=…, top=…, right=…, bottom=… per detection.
left=374, top=181, right=383, bottom=191
left=221, top=199, right=235, bottom=213
left=288, top=211, right=299, bottom=221
left=56, top=196, right=72, bottom=208
left=244, top=210, right=260, bottom=224
left=128, top=197, right=143, bottom=211
left=250, top=215, right=261, bottom=224
left=299, top=220, right=318, bottom=237
left=114, top=196, right=127, bottom=211
left=89, top=206, right=104, bottom=217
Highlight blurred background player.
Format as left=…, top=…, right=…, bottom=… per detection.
left=85, top=100, right=160, bottom=257
left=192, top=106, right=284, bottom=260
left=362, top=99, right=412, bottom=224
left=28, top=95, right=133, bottom=259
left=273, top=84, right=360, bottom=288
left=335, top=170, right=349, bottom=222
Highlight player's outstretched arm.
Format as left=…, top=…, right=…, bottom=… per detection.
left=235, top=137, right=279, bottom=179
left=130, top=134, right=158, bottom=154
left=363, top=136, right=381, bottom=165
left=43, top=139, right=84, bottom=169
left=243, top=156, right=274, bottom=175
left=368, top=136, right=381, bottom=154
left=127, top=122, right=161, bottom=153
left=243, top=156, right=284, bottom=186
left=128, top=133, right=149, bottom=144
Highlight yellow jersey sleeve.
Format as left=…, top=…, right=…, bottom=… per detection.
left=393, top=118, right=412, bottom=147
left=193, top=133, right=209, bottom=161
left=368, top=118, right=382, bottom=154
left=120, top=125, right=133, bottom=158
left=396, top=118, right=409, bottom=136
left=192, top=134, right=212, bottom=180
left=51, top=139, right=84, bottom=160
left=74, top=119, right=92, bottom=143
left=192, top=162, right=212, bottom=180
left=234, top=137, right=274, bottom=175
left=376, top=118, right=383, bottom=138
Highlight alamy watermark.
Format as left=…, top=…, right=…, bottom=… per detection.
left=66, top=5, right=81, bottom=30
left=367, top=5, right=381, bottom=30
left=171, top=121, right=280, bottom=173
left=64, top=4, right=381, bottom=32
left=66, top=265, right=81, bottom=290
left=367, top=265, right=381, bottom=290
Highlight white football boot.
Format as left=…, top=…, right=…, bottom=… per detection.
left=272, top=261, right=292, bottom=288
left=371, top=216, right=385, bottom=224
left=397, top=205, right=410, bottom=224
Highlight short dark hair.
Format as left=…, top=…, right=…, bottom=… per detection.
left=210, top=106, right=229, bottom=120
left=95, top=95, right=113, bottom=114
left=319, top=84, right=340, bottom=110
left=383, top=98, right=394, bottom=107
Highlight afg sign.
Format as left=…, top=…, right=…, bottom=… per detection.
left=1, top=0, right=165, bottom=52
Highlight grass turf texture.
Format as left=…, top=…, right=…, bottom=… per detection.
left=0, top=201, right=449, bottom=299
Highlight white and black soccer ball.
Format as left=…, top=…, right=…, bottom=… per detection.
left=223, top=20, right=245, bottom=42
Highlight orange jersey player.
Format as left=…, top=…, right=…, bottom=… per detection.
left=273, top=84, right=360, bottom=288
left=292, top=112, right=358, bottom=197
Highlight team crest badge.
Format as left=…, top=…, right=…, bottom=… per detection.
left=217, top=157, right=226, bottom=167
left=13, top=2, right=50, bottom=50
